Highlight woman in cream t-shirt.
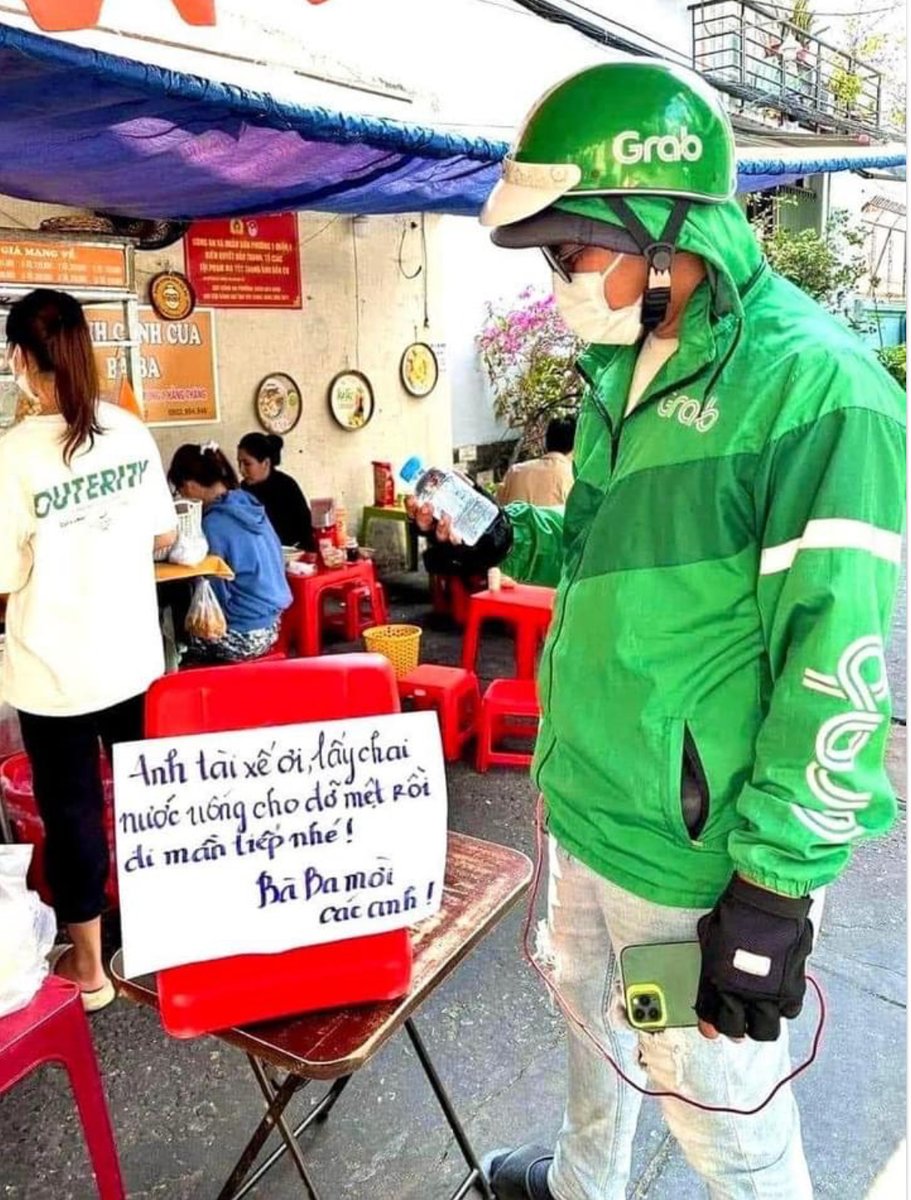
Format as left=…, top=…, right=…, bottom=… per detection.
left=0, top=288, right=176, bottom=1011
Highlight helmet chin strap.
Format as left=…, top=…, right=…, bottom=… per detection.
left=604, top=198, right=690, bottom=332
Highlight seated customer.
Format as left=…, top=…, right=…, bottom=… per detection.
left=497, top=415, right=576, bottom=507
left=237, top=432, right=314, bottom=550
left=168, top=443, right=292, bottom=662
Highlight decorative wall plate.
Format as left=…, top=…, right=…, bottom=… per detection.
left=255, top=373, right=302, bottom=435
left=400, top=342, right=439, bottom=397
left=149, top=271, right=196, bottom=321
left=328, top=369, right=374, bottom=430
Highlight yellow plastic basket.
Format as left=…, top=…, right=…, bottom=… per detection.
left=362, top=624, right=422, bottom=678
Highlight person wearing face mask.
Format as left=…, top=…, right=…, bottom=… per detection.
left=408, top=61, right=904, bottom=1200
left=0, top=289, right=177, bottom=1012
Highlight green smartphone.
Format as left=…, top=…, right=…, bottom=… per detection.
left=619, top=941, right=702, bottom=1031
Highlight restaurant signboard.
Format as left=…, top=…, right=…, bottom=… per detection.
left=85, top=304, right=219, bottom=426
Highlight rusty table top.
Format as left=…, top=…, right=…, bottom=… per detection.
left=111, top=831, right=532, bottom=1080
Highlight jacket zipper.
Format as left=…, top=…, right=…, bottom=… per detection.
left=535, top=352, right=725, bottom=780
left=682, top=725, right=710, bottom=841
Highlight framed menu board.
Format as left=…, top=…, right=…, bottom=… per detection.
left=0, top=233, right=130, bottom=292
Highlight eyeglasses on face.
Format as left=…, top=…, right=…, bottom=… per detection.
left=541, top=243, right=589, bottom=283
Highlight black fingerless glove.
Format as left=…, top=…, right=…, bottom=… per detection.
left=419, top=500, right=513, bottom=578
left=696, top=875, right=813, bottom=1042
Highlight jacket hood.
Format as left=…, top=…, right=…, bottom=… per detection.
left=206, top=488, right=271, bottom=533
left=555, top=194, right=765, bottom=321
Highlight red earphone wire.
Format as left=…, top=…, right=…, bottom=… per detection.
left=521, top=799, right=826, bottom=1115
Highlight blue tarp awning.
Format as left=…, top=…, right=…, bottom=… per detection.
left=0, top=23, right=904, bottom=219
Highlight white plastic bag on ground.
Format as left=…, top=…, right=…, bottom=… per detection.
left=0, top=845, right=57, bottom=1018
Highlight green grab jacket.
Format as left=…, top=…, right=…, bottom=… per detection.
left=502, top=194, right=906, bottom=908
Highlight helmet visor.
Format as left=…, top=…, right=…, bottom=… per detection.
left=490, top=207, right=642, bottom=264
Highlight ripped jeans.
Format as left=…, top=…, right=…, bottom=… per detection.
left=544, top=838, right=817, bottom=1200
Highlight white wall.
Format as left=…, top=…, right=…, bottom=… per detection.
left=440, top=215, right=552, bottom=449
left=828, top=172, right=907, bottom=298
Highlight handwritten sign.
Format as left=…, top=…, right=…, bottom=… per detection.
left=85, top=304, right=219, bottom=426
left=0, top=237, right=128, bottom=291
left=186, top=213, right=302, bottom=308
left=112, top=712, right=447, bottom=978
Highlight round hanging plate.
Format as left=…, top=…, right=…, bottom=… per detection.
left=255, top=373, right=303, bottom=435
left=328, top=370, right=375, bottom=430
left=400, top=342, right=439, bottom=397
left=149, top=272, right=196, bottom=321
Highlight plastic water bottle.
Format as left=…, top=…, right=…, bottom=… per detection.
left=400, top=457, right=499, bottom=547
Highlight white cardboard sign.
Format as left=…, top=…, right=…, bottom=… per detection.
left=112, top=711, right=447, bottom=978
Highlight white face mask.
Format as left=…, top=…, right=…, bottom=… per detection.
left=9, top=347, right=39, bottom=403
left=553, top=254, right=644, bottom=345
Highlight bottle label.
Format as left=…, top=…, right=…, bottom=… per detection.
left=428, top=474, right=498, bottom=546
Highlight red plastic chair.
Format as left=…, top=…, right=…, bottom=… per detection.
left=0, top=977, right=126, bottom=1199
left=143, top=655, right=413, bottom=1037
left=475, top=678, right=541, bottom=772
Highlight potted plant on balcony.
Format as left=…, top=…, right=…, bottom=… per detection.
left=830, top=64, right=864, bottom=116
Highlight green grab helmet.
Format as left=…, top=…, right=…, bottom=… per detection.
left=480, top=60, right=737, bottom=229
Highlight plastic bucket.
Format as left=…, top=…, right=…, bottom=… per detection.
left=362, top=624, right=422, bottom=678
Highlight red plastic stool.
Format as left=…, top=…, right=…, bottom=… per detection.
left=428, top=574, right=485, bottom=626
left=0, top=977, right=126, bottom=1199
left=476, top=678, right=541, bottom=772
left=398, top=665, right=481, bottom=762
left=323, top=581, right=388, bottom=641
left=461, top=584, right=555, bottom=680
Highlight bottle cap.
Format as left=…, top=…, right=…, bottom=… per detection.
left=400, top=456, right=423, bottom=483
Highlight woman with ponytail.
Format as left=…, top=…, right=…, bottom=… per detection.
left=0, top=288, right=177, bottom=1011
left=237, top=432, right=314, bottom=550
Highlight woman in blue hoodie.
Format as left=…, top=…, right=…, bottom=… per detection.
left=167, top=443, right=292, bottom=662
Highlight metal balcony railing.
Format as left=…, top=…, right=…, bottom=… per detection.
left=689, top=0, right=885, bottom=137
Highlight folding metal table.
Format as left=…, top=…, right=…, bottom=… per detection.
left=111, top=831, right=532, bottom=1200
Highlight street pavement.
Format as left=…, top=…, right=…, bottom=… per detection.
left=1, top=588, right=906, bottom=1200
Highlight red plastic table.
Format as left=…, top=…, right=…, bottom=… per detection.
left=461, top=584, right=556, bottom=679
left=285, top=560, right=384, bottom=657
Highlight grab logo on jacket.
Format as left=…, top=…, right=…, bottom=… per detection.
left=612, top=128, right=703, bottom=166
left=657, top=394, right=719, bottom=432
left=797, top=635, right=890, bottom=844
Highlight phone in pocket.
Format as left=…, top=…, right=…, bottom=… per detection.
left=619, top=941, right=702, bottom=1031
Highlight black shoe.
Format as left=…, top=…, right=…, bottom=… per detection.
left=481, top=1145, right=555, bottom=1200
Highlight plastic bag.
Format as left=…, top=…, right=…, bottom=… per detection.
left=184, top=577, right=227, bottom=641
left=0, top=845, right=57, bottom=1018
left=168, top=530, right=209, bottom=567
